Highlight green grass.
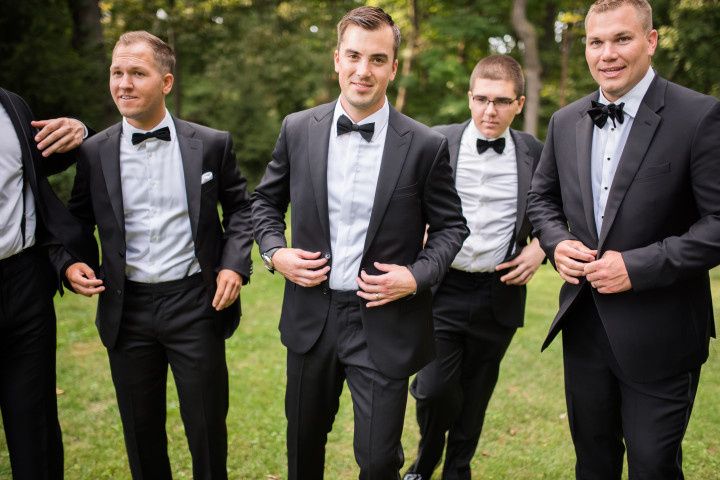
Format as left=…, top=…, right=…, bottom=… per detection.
left=1, top=258, right=718, bottom=479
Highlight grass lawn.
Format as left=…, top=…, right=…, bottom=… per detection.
left=1, top=256, right=718, bottom=479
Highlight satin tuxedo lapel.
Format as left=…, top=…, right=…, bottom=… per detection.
left=446, top=120, right=470, bottom=176
left=0, top=89, right=37, bottom=191
left=307, top=103, right=334, bottom=248
left=363, top=107, right=413, bottom=254
left=575, top=100, right=599, bottom=246
left=597, top=78, right=664, bottom=250
left=510, top=130, right=533, bottom=239
left=99, top=124, right=125, bottom=239
left=175, top=118, right=203, bottom=242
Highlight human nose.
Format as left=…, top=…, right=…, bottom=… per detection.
left=355, top=59, right=370, bottom=77
left=599, top=42, right=618, bottom=61
left=117, top=73, right=132, bottom=90
left=484, top=100, right=498, bottom=115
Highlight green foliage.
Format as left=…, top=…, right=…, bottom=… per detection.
left=1, top=0, right=718, bottom=188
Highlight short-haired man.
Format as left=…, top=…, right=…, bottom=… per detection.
left=59, top=31, right=254, bottom=479
left=1, top=87, right=93, bottom=479
left=403, top=55, right=544, bottom=480
left=252, top=6, right=468, bottom=478
left=527, top=1, right=720, bottom=477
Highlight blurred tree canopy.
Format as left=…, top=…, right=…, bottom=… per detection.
left=1, top=0, right=718, bottom=194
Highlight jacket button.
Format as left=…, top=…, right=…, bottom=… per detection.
left=116, top=289, right=122, bottom=295
left=324, top=252, right=331, bottom=260
left=118, top=251, right=124, bottom=257
left=322, top=287, right=329, bottom=295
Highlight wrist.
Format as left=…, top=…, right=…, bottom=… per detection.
left=261, top=247, right=281, bottom=272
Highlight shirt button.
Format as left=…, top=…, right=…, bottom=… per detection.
left=604, top=187, right=608, bottom=190
left=606, top=157, right=611, bottom=161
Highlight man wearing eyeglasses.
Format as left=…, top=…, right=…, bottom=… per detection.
left=404, top=55, right=544, bottom=480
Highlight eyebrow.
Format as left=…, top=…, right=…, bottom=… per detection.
left=343, top=48, right=389, bottom=61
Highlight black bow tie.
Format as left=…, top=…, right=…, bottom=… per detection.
left=476, top=137, right=506, bottom=155
left=337, top=114, right=375, bottom=142
left=588, top=100, right=625, bottom=129
left=131, top=126, right=171, bottom=145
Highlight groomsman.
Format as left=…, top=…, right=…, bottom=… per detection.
left=59, top=31, right=253, bottom=479
left=1, top=86, right=93, bottom=479
left=527, top=0, right=720, bottom=477
left=404, top=55, right=544, bottom=480
left=252, top=6, right=467, bottom=478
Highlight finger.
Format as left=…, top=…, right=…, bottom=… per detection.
left=558, top=270, right=580, bottom=284
left=296, top=250, right=322, bottom=260
left=359, top=269, right=386, bottom=285
left=298, top=266, right=330, bottom=281
left=356, top=276, right=382, bottom=293
left=373, top=262, right=397, bottom=273
left=32, top=120, right=57, bottom=141
left=212, top=280, right=226, bottom=308
left=215, top=285, right=234, bottom=311
left=499, top=266, right=523, bottom=283
left=297, top=257, right=329, bottom=269
left=74, top=277, right=104, bottom=288
left=40, top=136, right=72, bottom=157
left=495, top=260, right=516, bottom=271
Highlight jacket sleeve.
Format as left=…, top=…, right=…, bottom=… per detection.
left=407, top=136, right=469, bottom=292
left=526, top=114, right=577, bottom=265
left=217, top=133, right=254, bottom=283
left=251, top=116, right=291, bottom=254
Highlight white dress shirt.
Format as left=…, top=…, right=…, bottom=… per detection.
left=591, top=67, right=655, bottom=235
left=119, top=110, right=200, bottom=283
left=0, top=104, right=36, bottom=260
left=327, top=98, right=389, bottom=290
left=451, top=123, right=517, bottom=272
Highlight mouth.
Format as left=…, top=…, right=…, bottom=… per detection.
left=351, top=81, right=373, bottom=93
left=598, top=65, right=626, bottom=78
left=118, top=95, right=137, bottom=101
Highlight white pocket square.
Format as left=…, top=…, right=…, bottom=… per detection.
left=201, top=171, right=214, bottom=184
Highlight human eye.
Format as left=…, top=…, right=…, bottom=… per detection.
left=496, top=97, right=514, bottom=106
left=618, top=35, right=632, bottom=44
left=474, top=96, right=489, bottom=105
left=371, top=57, right=386, bottom=65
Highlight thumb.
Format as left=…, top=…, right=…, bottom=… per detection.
left=78, top=263, right=97, bottom=279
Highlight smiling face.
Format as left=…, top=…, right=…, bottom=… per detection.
left=585, top=4, right=657, bottom=101
left=110, top=41, right=173, bottom=130
left=334, top=24, right=398, bottom=122
left=468, top=78, right=524, bottom=139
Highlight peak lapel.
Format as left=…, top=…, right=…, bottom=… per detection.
left=447, top=120, right=470, bottom=179
left=598, top=78, right=665, bottom=249
left=175, top=118, right=202, bottom=242
left=362, top=107, right=412, bottom=254
left=307, top=103, right=334, bottom=247
left=576, top=110, right=599, bottom=245
left=99, top=125, right=125, bottom=237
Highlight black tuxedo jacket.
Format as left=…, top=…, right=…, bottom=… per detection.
left=252, top=102, right=468, bottom=379
left=63, top=117, right=253, bottom=349
left=527, top=75, right=720, bottom=382
left=435, top=121, right=543, bottom=328
left=0, top=87, right=96, bottom=287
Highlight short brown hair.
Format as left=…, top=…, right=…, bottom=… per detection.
left=113, top=31, right=175, bottom=74
left=585, top=0, right=653, bottom=32
left=469, top=55, right=525, bottom=98
left=336, top=6, right=401, bottom=60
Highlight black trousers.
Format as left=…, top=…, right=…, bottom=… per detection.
left=0, top=247, right=63, bottom=479
left=108, top=274, right=229, bottom=480
left=407, top=269, right=516, bottom=480
left=562, top=288, right=700, bottom=480
left=286, top=290, right=409, bottom=480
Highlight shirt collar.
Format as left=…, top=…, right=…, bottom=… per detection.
left=597, top=67, right=655, bottom=119
left=122, top=109, right=175, bottom=146
left=332, top=97, right=390, bottom=142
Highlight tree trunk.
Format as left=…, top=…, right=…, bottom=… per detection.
left=67, top=0, right=115, bottom=126
left=395, top=0, right=419, bottom=113
left=511, top=0, right=542, bottom=136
